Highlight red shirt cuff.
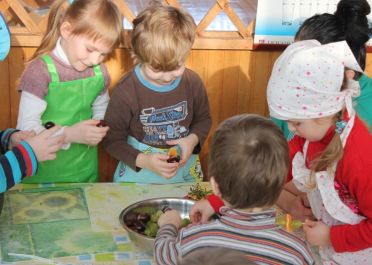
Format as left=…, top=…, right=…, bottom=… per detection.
left=330, top=226, right=346, bottom=253
left=207, top=194, right=224, bottom=214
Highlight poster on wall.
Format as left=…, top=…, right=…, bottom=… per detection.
left=254, top=0, right=372, bottom=50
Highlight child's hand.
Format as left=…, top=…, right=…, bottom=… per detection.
left=303, top=219, right=330, bottom=247
left=158, top=209, right=182, bottom=229
left=166, top=134, right=198, bottom=166
left=9, top=131, right=35, bottom=149
left=189, top=199, right=215, bottom=224
left=64, top=120, right=109, bottom=145
left=136, top=153, right=179, bottom=179
left=289, top=194, right=315, bottom=222
left=26, top=127, right=64, bottom=162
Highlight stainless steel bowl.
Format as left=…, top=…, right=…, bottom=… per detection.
left=119, top=197, right=194, bottom=252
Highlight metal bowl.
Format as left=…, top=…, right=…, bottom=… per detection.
left=119, top=197, right=194, bottom=252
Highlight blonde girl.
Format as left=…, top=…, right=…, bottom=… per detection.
left=268, top=40, right=372, bottom=264
left=17, top=0, right=122, bottom=183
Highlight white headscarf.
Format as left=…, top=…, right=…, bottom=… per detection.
left=267, top=40, right=363, bottom=120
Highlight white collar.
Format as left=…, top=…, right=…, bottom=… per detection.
left=52, top=37, right=70, bottom=65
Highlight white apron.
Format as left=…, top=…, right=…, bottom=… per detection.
left=292, top=114, right=372, bottom=265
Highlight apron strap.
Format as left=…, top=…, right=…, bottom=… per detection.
left=93, top=64, right=103, bottom=78
left=41, top=55, right=60, bottom=83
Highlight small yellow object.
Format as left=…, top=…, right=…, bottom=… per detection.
left=276, top=213, right=303, bottom=232
left=286, top=214, right=293, bottom=233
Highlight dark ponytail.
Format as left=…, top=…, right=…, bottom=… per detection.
left=295, top=0, right=371, bottom=73
left=335, top=0, right=371, bottom=70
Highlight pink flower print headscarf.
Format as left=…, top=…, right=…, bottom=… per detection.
left=267, top=40, right=363, bottom=120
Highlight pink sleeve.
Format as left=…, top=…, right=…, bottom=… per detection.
left=18, top=59, right=50, bottom=99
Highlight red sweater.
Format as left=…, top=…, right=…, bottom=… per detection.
left=288, top=116, right=372, bottom=252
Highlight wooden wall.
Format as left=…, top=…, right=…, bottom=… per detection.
left=1, top=48, right=371, bottom=181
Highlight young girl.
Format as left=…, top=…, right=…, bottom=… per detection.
left=272, top=0, right=372, bottom=140
left=16, top=0, right=122, bottom=183
left=103, top=3, right=211, bottom=183
left=267, top=40, right=372, bottom=264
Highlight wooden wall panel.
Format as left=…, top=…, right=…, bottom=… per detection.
left=10, top=48, right=35, bottom=126
left=366, top=54, right=372, bottom=76
left=1, top=48, right=371, bottom=182
left=0, top=58, right=11, bottom=129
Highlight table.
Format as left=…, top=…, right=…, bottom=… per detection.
left=0, top=182, right=322, bottom=265
left=0, top=182, right=194, bottom=265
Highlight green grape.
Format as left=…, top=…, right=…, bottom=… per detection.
left=150, top=210, right=163, bottom=223
left=144, top=222, right=159, bottom=237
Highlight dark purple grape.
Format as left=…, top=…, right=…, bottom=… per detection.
left=96, top=120, right=107, bottom=127
left=167, top=155, right=180, bottom=163
left=132, top=220, right=146, bottom=232
left=124, top=212, right=138, bottom=226
left=137, top=213, right=151, bottom=223
left=44, top=121, right=55, bottom=129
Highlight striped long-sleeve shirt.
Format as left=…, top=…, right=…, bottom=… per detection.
left=0, top=129, right=37, bottom=192
left=154, top=208, right=315, bottom=265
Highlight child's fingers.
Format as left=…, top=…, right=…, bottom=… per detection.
left=159, top=162, right=179, bottom=173
left=82, top=119, right=101, bottom=126
left=48, top=141, right=63, bottom=152
left=191, top=212, right=201, bottom=224
left=303, top=219, right=316, bottom=228
left=303, top=208, right=315, bottom=220
left=160, top=165, right=178, bottom=173
left=161, top=170, right=178, bottom=179
left=154, top=153, right=171, bottom=161
left=47, top=153, right=57, bottom=160
left=96, top=126, right=110, bottom=133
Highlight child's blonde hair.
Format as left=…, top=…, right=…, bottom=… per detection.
left=307, top=76, right=349, bottom=187
left=31, top=0, right=122, bottom=61
left=131, top=2, right=196, bottom=71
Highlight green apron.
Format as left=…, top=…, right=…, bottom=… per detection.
left=23, top=55, right=103, bottom=183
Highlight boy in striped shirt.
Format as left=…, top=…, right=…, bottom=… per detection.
left=154, top=114, right=315, bottom=265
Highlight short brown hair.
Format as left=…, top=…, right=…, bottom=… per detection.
left=208, top=114, right=289, bottom=209
left=131, top=2, right=196, bottom=71
left=178, top=247, right=256, bottom=265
